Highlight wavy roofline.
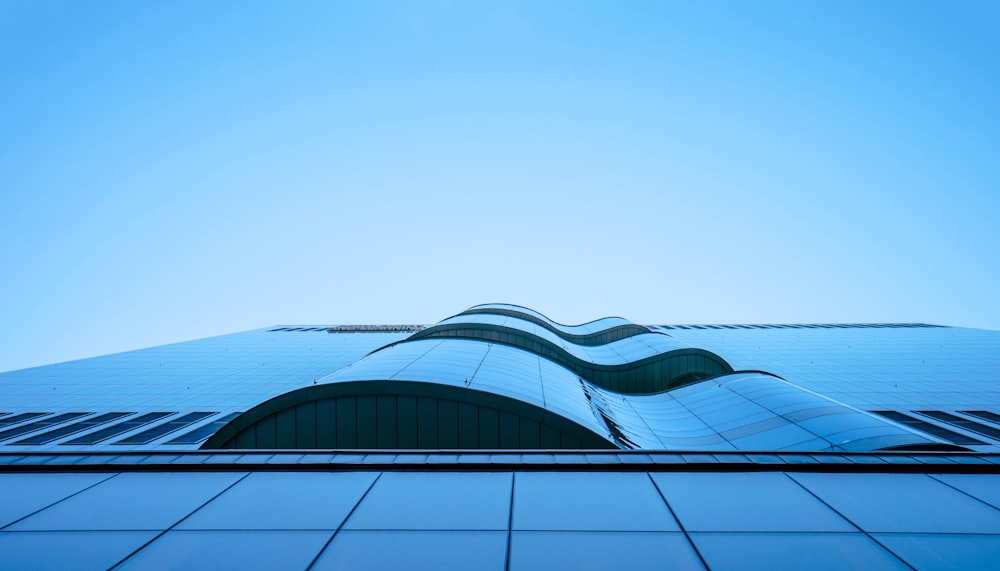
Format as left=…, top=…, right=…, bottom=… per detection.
left=399, top=322, right=734, bottom=393
left=462, top=303, right=650, bottom=346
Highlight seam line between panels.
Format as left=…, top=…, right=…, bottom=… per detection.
left=646, top=472, right=710, bottom=571
left=468, top=343, right=494, bottom=386
left=305, top=472, right=384, bottom=571
left=108, top=472, right=253, bottom=570
left=926, top=474, right=1000, bottom=515
left=536, top=357, right=546, bottom=408
left=390, top=340, right=445, bottom=380
left=504, top=472, right=516, bottom=571
left=781, top=472, right=918, bottom=571
left=0, top=471, right=121, bottom=531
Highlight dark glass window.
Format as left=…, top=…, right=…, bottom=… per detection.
left=916, top=411, right=1000, bottom=441
left=871, top=411, right=986, bottom=445
left=61, top=413, right=175, bottom=445
left=11, top=413, right=133, bottom=445
left=164, top=412, right=241, bottom=445
left=0, top=413, right=90, bottom=443
left=113, top=412, right=216, bottom=445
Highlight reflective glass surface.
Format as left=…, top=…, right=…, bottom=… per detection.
left=116, top=530, right=331, bottom=571
left=9, top=472, right=246, bottom=531
left=873, top=533, right=1000, bottom=570
left=651, top=472, right=854, bottom=532
left=314, top=530, right=507, bottom=571
left=788, top=473, right=1000, bottom=533
left=0, top=531, right=157, bottom=571
left=513, top=472, right=678, bottom=531
left=343, top=472, right=512, bottom=530
left=690, top=532, right=908, bottom=570
left=510, top=531, right=703, bottom=570
left=177, top=472, right=377, bottom=530
left=0, top=472, right=114, bottom=528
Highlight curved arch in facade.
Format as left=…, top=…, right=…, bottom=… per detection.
left=203, top=380, right=616, bottom=450
left=203, top=337, right=958, bottom=453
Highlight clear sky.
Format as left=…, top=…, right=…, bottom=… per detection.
left=1, top=1, right=998, bottom=373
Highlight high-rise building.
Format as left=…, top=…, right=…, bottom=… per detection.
left=1, top=304, right=999, bottom=569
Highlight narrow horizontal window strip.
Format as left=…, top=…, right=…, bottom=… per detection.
left=917, top=410, right=1000, bottom=441
left=10, top=412, right=134, bottom=445
left=164, top=412, right=242, bottom=445
left=962, top=410, right=1000, bottom=426
left=0, top=413, right=48, bottom=429
left=872, top=410, right=987, bottom=446
left=0, top=413, right=90, bottom=443
left=113, top=412, right=217, bottom=445
left=60, top=412, right=175, bottom=445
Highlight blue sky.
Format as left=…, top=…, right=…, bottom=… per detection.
left=1, top=1, right=998, bottom=372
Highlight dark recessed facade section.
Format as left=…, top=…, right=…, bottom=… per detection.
left=962, top=410, right=1000, bottom=426
left=203, top=380, right=616, bottom=451
left=916, top=411, right=1000, bottom=441
left=164, top=412, right=242, bottom=445
left=872, top=411, right=987, bottom=446
left=0, top=412, right=48, bottom=429
left=113, top=412, right=217, bottom=445
left=214, top=396, right=602, bottom=450
left=10, top=412, right=133, bottom=445
left=61, top=412, right=175, bottom=445
left=0, top=413, right=90, bottom=443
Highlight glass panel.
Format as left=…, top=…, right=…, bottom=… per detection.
left=61, top=413, right=174, bottom=445
left=510, top=531, right=703, bottom=570
left=344, top=472, right=511, bottom=530
left=513, top=472, right=678, bottom=531
left=0, top=473, right=115, bottom=528
left=651, top=472, right=854, bottom=532
left=690, top=532, right=908, bottom=570
left=9, top=472, right=247, bottom=531
left=873, top=533, right=1000, bottom=571
left=0, top=531, right=157, bottom=571
left=789, top=473, right=1000, bottom=533
left=117, top=530, right=330, bottom=571
left=930, top=474, right=1000, bottom=511
left=313, top=530, right=506, bottom=571
left=178, top=472, right=377, bottom=530
left=114, top=412, right=216, bottom=445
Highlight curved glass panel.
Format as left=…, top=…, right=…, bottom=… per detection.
left=207, top=339, right=949, bottom=453
left=461, top=303, right=649, bottom=344
left=404, top=313, right=733, bottom=394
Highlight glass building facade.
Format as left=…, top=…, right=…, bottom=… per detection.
left=1, top=304, right=999, bottom=569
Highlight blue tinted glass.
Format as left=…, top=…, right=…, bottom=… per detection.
left=313, top=530, right=506, bottom=571
left=178, top=472, right=377, bottom=530
left=117, top=530, right=330, bottom=571
left=789, top=473, right=1000, bottom=533
left=690, top=532, right=908, bottom=570
left=344, top=472, right=512, bottom=530
left=9, top=472, right=246, bottom=531
left=0, top=531, right=157, bottom=571
left=873, top=533, right=1000, bottom=571
left=510, top=531, right=703, bottom=570
left=651, top=472, right=854, bottom=532
left=931, top=474, right=1000, bottom=511
left=0, top=473, right=114, bottom=528
left=513, top=472, right=678, bottom=531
